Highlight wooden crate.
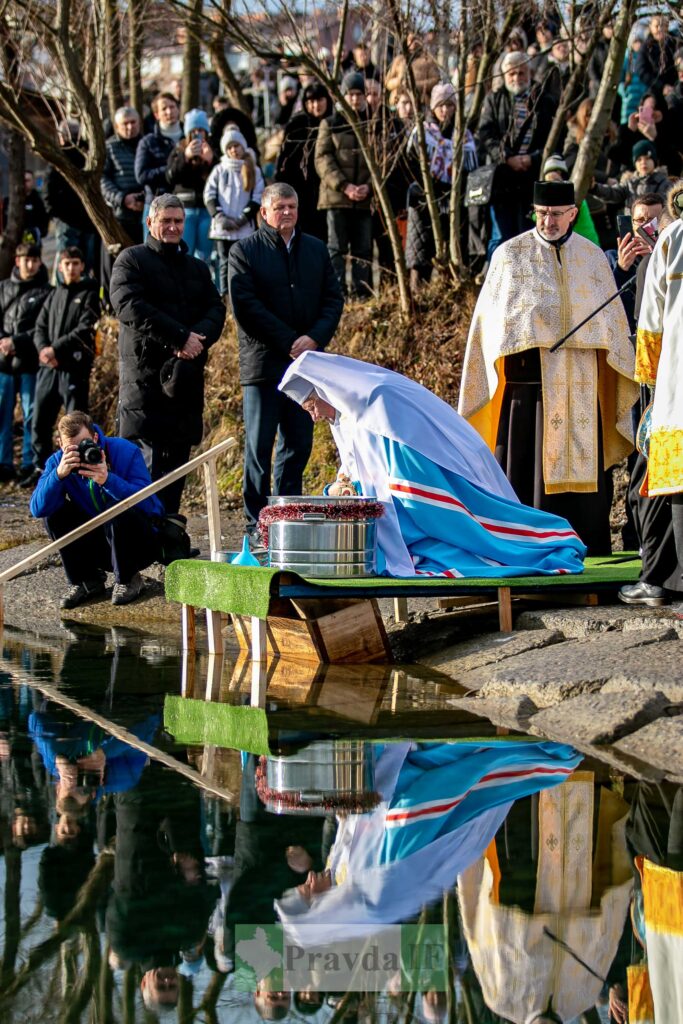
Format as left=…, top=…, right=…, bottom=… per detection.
left=232, top=597, right=392, bottom=664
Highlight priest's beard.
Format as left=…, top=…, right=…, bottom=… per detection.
left=537, top=222, right=575, bottom=245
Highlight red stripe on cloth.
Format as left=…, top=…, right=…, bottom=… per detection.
left=389, top=482, right=579, bottom=541
left=385, top=765, right=574, bottom=823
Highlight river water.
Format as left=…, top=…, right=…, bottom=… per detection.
left=0, top=623, right=678, bottom=1023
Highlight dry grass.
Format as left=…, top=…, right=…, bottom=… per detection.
left=89, top=281, right=478, bottom=505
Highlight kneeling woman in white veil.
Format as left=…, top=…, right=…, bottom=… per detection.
left=279, top=352, right=585, bottom=578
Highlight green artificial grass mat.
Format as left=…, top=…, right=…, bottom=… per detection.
left=164, top=696, right=270, bottom=755
left=165, top=554, right=641, bottom=618
left=163, top=694, right=549, bottom=753
left=165, top=561, right=282, bottom=618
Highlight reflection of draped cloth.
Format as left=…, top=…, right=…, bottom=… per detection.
left=459, top=229, right=637, bottom=493
left=276, top=741, right=582, bottom=948
left=458, top=774, right=633, bottom=1023
left=628, top=858, right=683, bottom=1024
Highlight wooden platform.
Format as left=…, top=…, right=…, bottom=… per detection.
left=166, top=556, right=642, bottom=662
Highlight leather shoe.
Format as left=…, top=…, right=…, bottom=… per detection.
left=618, top=581, right=668, bottom=607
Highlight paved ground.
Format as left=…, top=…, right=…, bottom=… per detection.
left=422, top=602, right=683, bottom=785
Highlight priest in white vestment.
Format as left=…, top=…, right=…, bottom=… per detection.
left=635, top=183, right=683, bottom=594
left=459, top=180, right=638, bottom=554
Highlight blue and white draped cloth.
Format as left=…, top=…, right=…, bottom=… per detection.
left=280, top=352, right=586, bottom=578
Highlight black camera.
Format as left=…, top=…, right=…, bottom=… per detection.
left=77, top=438, right=103, bottom=465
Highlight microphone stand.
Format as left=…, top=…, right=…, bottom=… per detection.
left=549, top=275, right=636, bottom=353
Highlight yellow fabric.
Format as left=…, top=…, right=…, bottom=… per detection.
left=459, top=229, right=637, bottom=492
left=648, top=428, right=683, bottom=495
left=642, top=859, right=683, bottom=935
left=636, top=220, right=683, bottom=495
left=635, top=328, right=663, bottom=387
left=627, top=963, right=655, bottom=1023
left=592, top=785, right=631, bottom=905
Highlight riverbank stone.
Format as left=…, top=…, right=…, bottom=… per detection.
left=528, top=690, right=672, bottom=745
left=472, top=627, right=677, bottom=706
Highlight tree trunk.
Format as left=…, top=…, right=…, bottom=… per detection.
left=127, top=0, right=144, bottom=116
left=541, top=4, right=618, bottom=168
left=385, top=0, right=445, bottom=269
left=0, top=129, right=25, bottom=279
left=571, top=0, right=635, bottom=204
left=104, top=0, right=124, bottom=117
left=207, top=38, right=251, bottom=115
left=181, top=0, right=203, bottom=113
left=77, top=174, right=133, bottom=251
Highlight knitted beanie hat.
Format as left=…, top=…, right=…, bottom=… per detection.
left=221, top=127, right=248, bottom=155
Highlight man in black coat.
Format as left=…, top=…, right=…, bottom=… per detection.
left=29, top=246, right=100, bottom=477
left=0, top=243, right=50, bottom=482
left=2, top=170, right=50, bottom=245
left=110, top=194, right=225, bottom=514
left=228, top=182, right=343, bottom=541
left=476, top=52, right=555, bottom=254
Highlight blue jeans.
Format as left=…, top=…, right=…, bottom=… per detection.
left=242, top=384, right=314, bottom=530
left=0, top=372, right=36, bottom=468
left=183, top=207, right=213, bottom=262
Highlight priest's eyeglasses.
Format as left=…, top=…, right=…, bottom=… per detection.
left=533, top=207, right=576, bottom=220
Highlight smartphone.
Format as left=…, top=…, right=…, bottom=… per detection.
left=617, top=214, right=632, bottom=238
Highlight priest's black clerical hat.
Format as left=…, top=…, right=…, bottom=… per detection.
left=533, top=180, right=575, bottom=206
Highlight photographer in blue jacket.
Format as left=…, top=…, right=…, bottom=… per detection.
left=30, top=410, right=165, bottom=609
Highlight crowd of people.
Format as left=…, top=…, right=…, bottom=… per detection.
left=0, top=8, right=682, bottom=607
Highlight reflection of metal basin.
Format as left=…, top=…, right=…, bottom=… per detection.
left=257, top=740, right=380, bottom=816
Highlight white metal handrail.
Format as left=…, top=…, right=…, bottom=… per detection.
left=0, top=435, right=237, bottom=625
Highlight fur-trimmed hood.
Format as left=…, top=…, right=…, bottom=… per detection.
left=667, top=178, right=683, bottom=222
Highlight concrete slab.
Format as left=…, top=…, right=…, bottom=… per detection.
left=420, top=629, right=564, bottom=681
left=445, top=694, right=538, bottom=731
left=528, top=690, right=671, bottom=745
left=599, top=641, right=683, bottom=702
left=473, top=628, right=676, bottom=706
left=515, top=603, right=682, bottom=638
left=614, top=716, right=683, bottom=779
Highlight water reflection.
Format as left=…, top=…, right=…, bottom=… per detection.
left=0, top=627, right=681, bottom=1022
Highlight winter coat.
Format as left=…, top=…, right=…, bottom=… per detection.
left=608, top=119, right=679, bottom=177
left=166, top=141, right=218, bottom=209
left=275, top=112, right=326, bottom=227
left=109, top=235, right=225, bottom=444
left=33, top=277, right=99, bottom=377
left=45, top=150, right=93, bottom=232
left=635, top=34, right=678, bottom=92
left=134, top=125, right=181, bottom=204
left=101, top=135, right=142, bottom=223
left=2, top=189, right=49, bottom=241
left=476, top=86, right=556, bottom=199
left=203, top=156, right=264, bottom=241
left=228, top=223, right=343, bottom=385
left=0, top=265, right=50, bottom=375
left=315, top=111, right=372, bottom=210
left=592, top=168, right=671, bottom=210
left=30, top=423, right=164, bottom=522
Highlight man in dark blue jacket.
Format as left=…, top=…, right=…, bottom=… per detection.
left=228, top=182, right=343, bottom=542
left=30, top=411, right=165, bottom=608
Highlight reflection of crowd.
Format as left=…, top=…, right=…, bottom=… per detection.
left=3, top=678, right=683, bottom=1023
